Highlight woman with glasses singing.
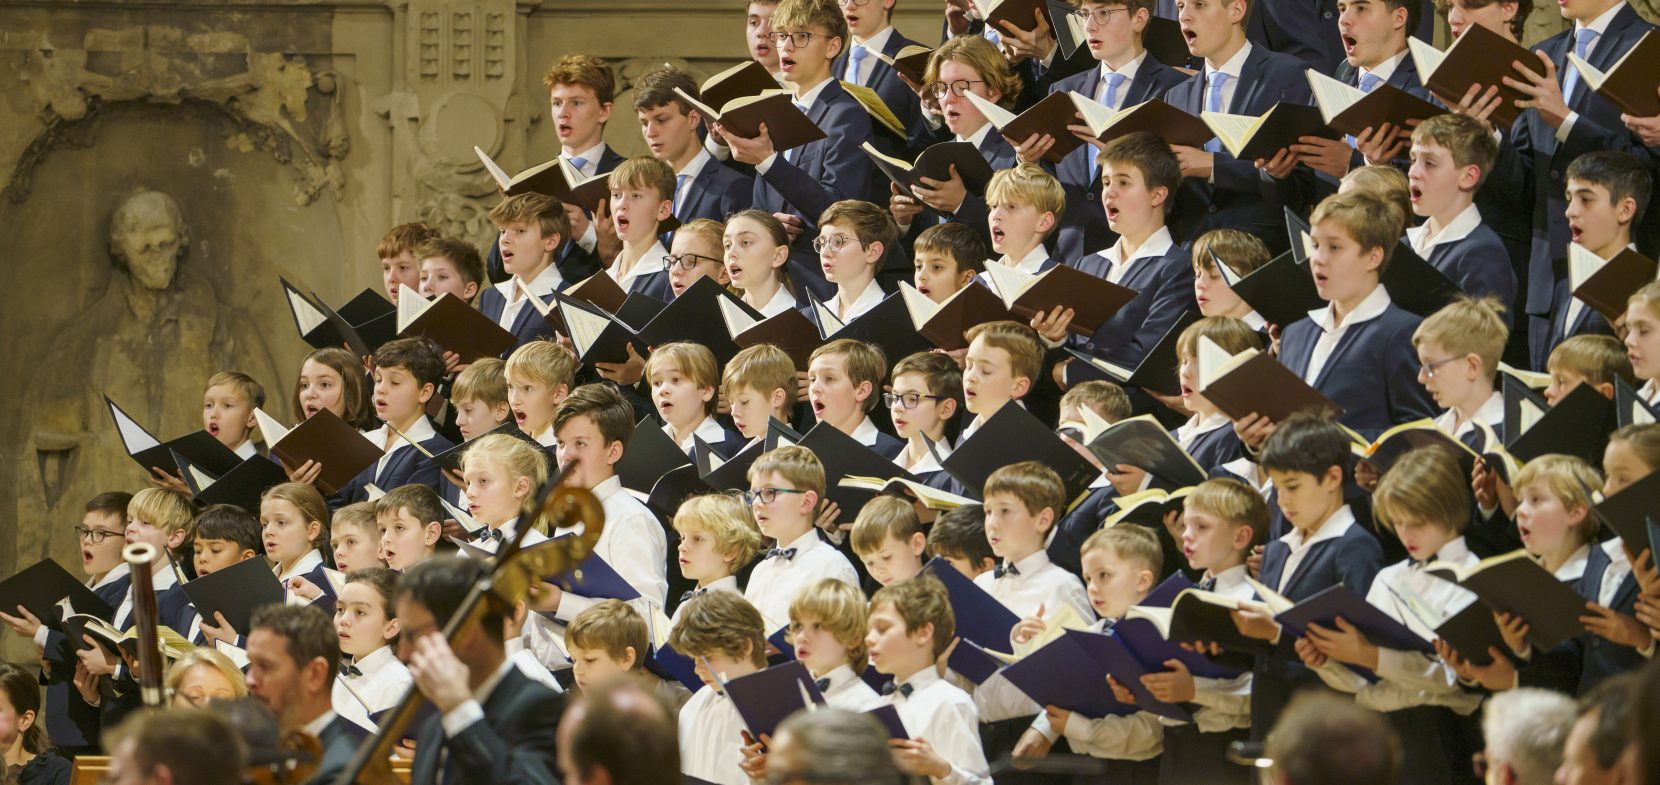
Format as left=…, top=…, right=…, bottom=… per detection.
left=889, top=36, right=1023, bottom=252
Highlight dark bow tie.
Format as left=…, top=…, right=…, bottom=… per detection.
left=338, top=663, right=362, bottom=678
left=1198, top=576, right=1217, bottom=592
left=679, top=588, right=706, bottom=604
left=994, top=561, right=1021, bottom=579
left=475, top=527, right=503, bottom=542
left=815, top=677, right=831, bottom=692
left=881, top=681, right=915, bottom=699
left=765, top=547, right=797, bottom=561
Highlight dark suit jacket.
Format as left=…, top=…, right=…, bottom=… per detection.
left=1578, top=544, right=1644, bottom=694
left=833, top=29, right=930, bottom=157
left=929, top=130, right=1020, bottom=250
left=1278, top=302, right=1438, bottom=438
left=1163, top=46, right=1313, bottom=252
left=1424, top=224, right=1518, bottom=315
left=1065, top=239, right=1197, bottom=371
left=303, top=715, right=370, bottom=785
left=1536, top=277, right=1616, bottom=368
left=1050, top=57, right=1188, bottom=264
left=677, top=157, right=755, bottom=225
left=1247, top=0, right=1437, bottom=74
left=332, top=433, right=456, bottom=508
left=42, top=575, right=132, bottom=751
left=409, top=668, right=564, bottom=785
left=477, top=284, right=561, bottom=356
left=753, top=79, right=876, bottom=259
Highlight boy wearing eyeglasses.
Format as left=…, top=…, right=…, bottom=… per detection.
left=813, top=200, right=896, bottom=324
left=605, top=156, right=677, bottom=301
left=741, top=445, right=859, bottom=628
left=833, top=0, right=927, bottom=156
left=720, top=0, right=876, bottom=281
left=888, top=352, right=965, bottom=492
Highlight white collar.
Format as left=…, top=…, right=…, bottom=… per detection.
left=303, top=710, right=338, bottom=738
left=532, top=422, right=556, bottom=448
left=1105, top=226, right=1174, bottom=270
left=701, top=574, right=741, bottom=594
left=1408, top=203, right=1483, bottom=255
left=997, top=245, right=1050, bottom=275
left=819, top=662, right=859, bottom=688
left=1206, top=41, right=1253, bottom=81
left=233, top=439, right=258, bottom=460
left=497, top=258, right=564, bottom=301
left=612, top=239, right=670, bottom=284
left=368, top=416, right=438, bottom=452
left=896, top=666, right=941, bottom=696
left=561, top=142, right=608, bottom=174
left=1000, top=548, right=1052, bottom=578
left=1440, top=389, right=1505, bottom=434
left=758, top=284, right=798, bottom=317
left=677, top=148, right=714, bottom=182
left=1357, top=48, right=1407, bottom=87
left=591, top=475, right=626, bottom=502
left=1577, top=2, right=1625, bottom=36
left=277, top=549, right=326, bottom=581
left=1098, top=50, right=1148, bottom=83
left=1210, top=563, right=1250, bottom=592
left=1310, top=283, right=1392, bottom=333
left=958, top=120, right=994, bottom=148
left=1241, top=309, right=1268, bottom=330
left=1640, top=379, right=1660, bottom=405
left=849, top=415, right=882, bottom=447
left=91, top=562, right=131, bottom=592
left=792, top=77, right=836, bottom=111
left=1279, top=504, right=1356, bottom=550
left=782, top=529, right=823, bottom=553
left=837, top=279, right=886, bottom=322
left=1556, top=544, right=1592, bottom=581
left=855, top=25, right=896, bottom=53
left=1177, top=410, right=1231, bottom=443
left=1428, top=536, right=1473, bottom=566
left=151, top=559, right=181, bottom=591
left=901, top=437, right=951, bottom=475
left=677, top=416, right=728, bottom=453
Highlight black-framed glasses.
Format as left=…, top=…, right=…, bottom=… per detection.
left=662, top=253, right=722, bottom=271
left=1418, top=355, right=1464, bottom=379
left=743, top=487, right=808, bottom=505
left=811, top=234, right=864, bottom=254
left=76, top=525, right=123, bottom=544
left=927, top=79, right=987, bottom=98
left=884, top=392, right=947, bottom=410
left=1071, top=6, right=1131, bottom=24
left=768, top=31, right=826, bottom=47
left=840, top=0, right=874, bottom=5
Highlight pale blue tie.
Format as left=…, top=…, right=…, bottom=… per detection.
left=1203, top=72, right=1230, bottom=153
left=985, top=28, right=1002, bottom=47
left=847, top=44, right=868, bottom=85
left=1089, top=73, right=1128, bottom=180
left=569, top=155, right=589, bottom=174
left=674, top=174, right=690, bottom=214
left=1561, top=27, right=1599, bottom=103
left=1347, top=74, right=1382, bottom=147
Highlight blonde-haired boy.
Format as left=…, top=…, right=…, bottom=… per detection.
left=721, top=343, right=799, bottom=444
left=742, top=445, right=858, bottom=627
left=849, top=496, right=927, bottom=587
left=672, top=494, right=763, bottom=622
left=787, top=579, right=880, bottom=709
left=816, top=200, right=897, bottom=323
left=982, top=163, right=1065, bottom=279
left=807, top=338, right=904, bottom=458
left=78, top=488, right=197, bottom=694
left=504, top=339, right=578, bottom=446
left=483, top=193, right=573, bottom=350
left=377, top=221, right=442, bottom=301
left=960, top=320, right=1044, bottom=443
left=1545, top=335, right=1636, bottom=406
left=202, top=371, right=264, bottom=458
left=606, top=156, right=677, bottom=300
left=1412, top=297, right=1510, bottom=443
left=646, top=342, right=741, bottom=457
left=1405, top=113, right=1516, bottom=312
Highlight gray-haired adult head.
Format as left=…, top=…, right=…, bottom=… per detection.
left=1483, top=687, right=1578, bottom=785
left=766, top=707, right=901, bottom=785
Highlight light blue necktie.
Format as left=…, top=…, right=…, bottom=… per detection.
left=569, top=155, right=589, bottom=174
left=1347, top=73, right=1383, bottom=147
left=674, top=174, right=690, bottom=214
left=1561, top=27, right=1599, bottom=103
left=985, top=28, right=1002, bottom=47
left=1089, top=73, right=1128, bottom=180
left=1203, top=72, right=1230, bottom=153
left=847, top=44, right=868, bottom=85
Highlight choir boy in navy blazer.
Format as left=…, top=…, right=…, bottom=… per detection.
left=544, top=54, right=628, bottom=269
left=1162, top=0, right=1313, bottom=254
left=629, top=66, right=755, bottom=231
left=331, top=339, right=456, bottom=508
left=1577, top=536, right=1650, bottom=693
left=720, top=3, right=875, bottom=298
left=1061, top=134, right=1197, bottom=384
left=1247, top=0, right=1434, bottom=74
left=601, top=157, right=679, bottom=303
left=1045, top=0, right=1187, bottom=265
left=1239, top=415, right=1384, bottom=738
left=1501, top=0, right=1656, bottom=366
left=832, top=1, right=928, bottom=157
left=1533, top=150, right=1649, bottom=368
left=939, top=5, right=1095, bottom=111
left=479, top=193, right=573, bottom=355
left=1404, top=114, right=1519, bottom=311
left=1276, top=192, right=1437, bottom=438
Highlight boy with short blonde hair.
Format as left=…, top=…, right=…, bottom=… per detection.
left=565, top=599, right=650, bottom=691
left=1406, top=113, right=1515, bottom=312
left=329, top=502, right=384, bottom=574
left=504, top=339, right=578, bottom=446
left=807, top=338, right=903, bottom=458
left=378, top=222, right=442, bottom=301
left=960, top=320, right=1043, bottom=443
left=484, top=194, right=573, bottom=350
left=672, top=494, right=763, bottom=621
left=848, top=496, right=927, bottom=587
left=816, top=200, right=897, bottom=323
left=644, top=342, right=739, bottom=456
left=1411, top=298, right=1510, bottom=446
left=1545, top=335, right=1636, bottom=405
left=721, top=344, right=798, bottom=443
left=786, top=579, right=878, bottom=708
left=414, top=236, right=486, bottom=304
left=743, top=445, right=858, bottom=626
left=450, top=357, right=512, bottom=443
left=606, top=156, right=678, bottom=299
left=982, top=164, right=1065, bottom=279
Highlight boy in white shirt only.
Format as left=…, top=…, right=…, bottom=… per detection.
left=972, top=461, right=1093, bottom=768
left=670, top=591, right=770, bottom=785
left=331, top=568, right=412, bottom=732
left=671, top=494, right=764, bottom=625
left=867, top=576, right=992, bottom=785
left=742, top=446, right=860, bottom=628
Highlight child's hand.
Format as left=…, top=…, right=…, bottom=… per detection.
left=593, top=200, right=621, bottom=267
left=1246, top=545, right=1264, bottom=579
left=288, top=577, right=323, bottom=601
left=812, top=501, right=846, bottom=533
left=1106, top=463, right=1148, bottom=497
left=526, top=582, right=563, bottom=614
left=1495, top=611, right=1530, bottom=655
left=773, top=213, right=805, bottom=245
left=1180, top=639, right=1224, bottom=658
left=1355, top=122, right=1408, bottom=165
left=149, top=466, right=192, bottom=495
left=995, top=8, right=1056, bottom=63
left=1471, top=458, right=1497, bottom=511
left=1354, top=459, right=1381, bottom=493
left=1169, top=144, right=1215, bottom=179
left=910, top=165, right=969, bottom=214
left=1629, top=546, right=1658, bottom=596
left=0, top=605, right=43, bottom=641
left=795, top=371, right=810, bottom=404
left=889, top=182, right=925, bottom=228
left=1010, top=730, right=1053, bottom=768
left=441, top=351, right=465, bottom=375
left=1462, top=646, right=1518, bottom=692
left=1290, top=135, right=1353, bottom=178
left=1231, top=601, right=1281, bottom=642
left=890, top=737, right=952, bottom=779
left=1028, top=305, right=1075, bottom=344
left=1012, top=132, right=1057, bottom=166
left=721, top=122, right=778, bottom=166
left=1232, top=412, right=1277, bottom=451
left=1305, top=617, right=1378, bottom=669
left=594, top=343, right=647, bottom=386
left=1294, top=636, right=1328, bottom=668
left=441, top=518, right=468, bottom=541
left=1107, top=674, right=1137, bottom=705
left=1139, top=659, right=1197, bottom=703
left=77, top=639, right=117, bottom=677
left=73, top=662, right=102, bottom=707
left=738, top=730, right=770, bottom=780
left=441, top=468, right=466, bottom=491
left=1635, top=597, right=1660, bottom=642
left=283, top=459, right=323, bottom=486
left=200, top=611, right=239, bottom=646
left=1580, top=602, right=1652, bottom=649
left=1043, top=705, right=1072, bottom=736
left=1012, top=603, right=1047, bottom=645
left=1448, top=83, right=1503, bottom=130
left=1255, top=147, right=1298, bottom=179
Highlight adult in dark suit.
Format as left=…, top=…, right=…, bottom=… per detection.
left=1247, top=0, right=1435, bottom=74
left=242, top=604, right=364, bottom=785
left=399, top=556, right=563, bottom=785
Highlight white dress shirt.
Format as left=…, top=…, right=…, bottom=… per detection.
left=611, top=239, right=670, bottom=291
left=1558, top=2, right=1628, bottom=142
left=333, top=645, right=413, bottom=732
left=754, top=284, right=798, bottom=318
left=899, top=438, right=952, bottom=476
left=884, top=668, right=991, bottom=785
left=1175, top=411, right=1232, bottom=450
left=1302, top=284, right=1393, bottom=385
left=465, top=516, right=548, bottom=555
left=1357, top=49, right=1407, bottom=90
left=1101, top=227, right=1175, bottom=285
left=670, top=575, right=741, bottom=625
left=1032, top=622, right=1164, bottom=760
left=507, top=638, right=563, bottom=691
left=364, top=416, right=438, bottom=480
left=678, top=683, right=750, bottom=785
left=835, top=279, right=887, bottom=323
left=971, top=550, right=1091, bottom=723
left=1186, top=564, right=1254, bottom=731
left=233, top=439, right=258, bottom=460
left=743, top=529, right=860, bottom=626
left=1433, top=390, right=1504, bottom=442
left=1407, top=203, right=1484, bottom=257
left=493, top=261, right=564, bottom=333
left=674, top=416, right=729, bottom=455
left=976, top=245, right=1050, bottom=287
left=1202, top=42, right=1254, bottom=113
left=553, top=475, right=669, bottom=620
left=1275, top=505, right=1358, bottom=594
left=1094, top=52, right=1148, bottom=111
left=818, top=664, right=883, bottom=710
left=848, top=415, right=886, bottom=450
left=275, top=549, right=325, bottom=584
left=847, top=26, right=897, bottom=85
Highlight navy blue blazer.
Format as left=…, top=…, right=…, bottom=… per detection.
left=1163, top=46, right=1313, bottom=252
left=1248, top=0, right=1437, bottom=74
left=477, top=283, right=560, bottom=356
left=409, top=667, right=563, bottom=785
left=1509, top=5, right=1657, bottom=324
left=1425, top=224, right=1518, bottom=314
left=1058, top=484, right=1118, bottom=547
left=1301, top=53, right=1434, bottom=194
left=1065, top=239, right=1197, bottom=372
left=332, top=432, right=455, bottom=508
left=1051, top=58, right=1188, bottom=265
left=677, top=157, right=755, bottom=225
left=753, top=80, right=877, bottom=257
left=624, top=268, right=676, bottom=303
left=1536, top=277, right=1617, bottom=369
left=870, top=429, right=906, bottom=461
left=933, top=130, right=1020, bottom=249
left=1578, top=544, right=1644, bottom=694
left=1185, top=424, right=1246, bottom=474
left=1278, top=302, right=1438, bottom=437
left=832, top=29, right=930, bottom=157
left=42, top=574, right=132, bottom=751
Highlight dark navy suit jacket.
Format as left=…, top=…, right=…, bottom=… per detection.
left=332, top=431, right=455, bottom=508
left=1423, top=224, right=1518, bottom=315
left=43, top=574, right=131, bottom=750
left=1050, top=57, right=1187, bottom=265
left=753, top=79, right=877, bottom=257
left=1278, top=301, right=1438, bottom=438
left=1578, top=544, right=1644, bottom=694
left=676, top=156, right=755, bottom=225
left=1537, top=277, right=1617, bottom=368
left=409, top=667, right=563, bottom=785
left=477, top=284, right=560, bottom=356
left=1163, top=45, right=1313, bottom=253
left=1066, top=236, right=1197, bottom=372
left=832, top=29, right=930, bottom=158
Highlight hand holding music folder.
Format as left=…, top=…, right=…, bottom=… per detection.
left=674, top=88, right=827, bottom=153
left=0, top=560, right=115, bottom=632
left=724, top=661, right=828, bottom=740
left=1196, top=337, right=1343, bottom=425
left=1569, top=243, right=1659, bottom=324
left=1204, top=103, right=1338, bottom=161
left=1407, top=25, right=1535, bottom=129
left=395, top=288, right=517, bottom=363
left=943, top=402, right=1100, bottom=509
left=1567, top=30, right=1660, bottom=117
left=1425, top=549, right=1591, bottom=651
left=105, top=395, right=243, bottom=480
left=981, top=262, right=1139, bottom=337
left=968, top=91, right=1213, bottom=163
left=862, top=141, right=996, bottom=196
left=1272, top=584, right=1436, bottom=657
left=1305, top=70, right=1443, bottom=139
left=1081, top=412, right=1208, bottom=488
left=255, top=408, right=384, bottom=496
left=180, top=556, right=285, bottom=634
left=1000, top=630, right=1137, bottom=719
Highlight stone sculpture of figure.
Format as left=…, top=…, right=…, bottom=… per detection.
left=17, top=187, right=279, bottom=567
